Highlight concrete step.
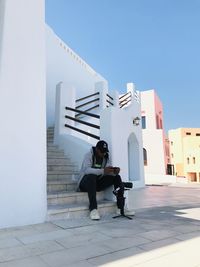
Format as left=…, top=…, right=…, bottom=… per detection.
left=47, top=127, right=110, bottom=221
left=47, top=165, right=78, bottom=172
left=47, top=191, right=104, bottom=205
left=47, top=158, right=72, bottom=165
left=47, top=174, right=78, bottom=180
left=47, top=170, right=79, bottom=175
left=47, top=147, right=60, bottom=152
left=47, top=143, right=58, bottom=148
left=47, top=153, right=66, bottom=158
left=47, top=148, right=64, bottom=153
left=47, top=136, right=54, bottom=139
left=47, top=134, right=54, bottom=137
left=47, top=128, right=54, bottom=133
left=47, top=129, right=54, bottom=132
left=47, top=200, right=116, bottom=220
left=47, top=179, right=77, bottom=193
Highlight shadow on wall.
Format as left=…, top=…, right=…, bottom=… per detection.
left=128, top=133, right=140, bottom=182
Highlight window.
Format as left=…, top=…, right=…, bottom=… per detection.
left=196, top=133, right=200, bottom=136
left=187, top=157, right=190, bottom=164
left=186, top=132, right=191, bottom=135
left=193, top=157, right=196, bottom=164
left=159, top=119, right=163, bottom=129
left=143, top=148, right=147, bottom=166
left=142, top=116, right=146, bottom=129
left=171, top=153, right=174, bottom=158
left=156, top=115, right=159, bottom=129
left=165, top=146, right=169, bottom=156
left=171, top=141, right=173, bottom=146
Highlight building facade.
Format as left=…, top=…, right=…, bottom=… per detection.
left=0, top=0, right=144, bottom=229
left=168, top=128, right=200, bottom=182
left=140, top=90, right=169, bottom=176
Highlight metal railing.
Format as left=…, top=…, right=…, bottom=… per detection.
left=119, top=92, right=132, bottom=108
left=106, top=94, right=114, bottom=107
left=76, top=92, right=100, bottom=103
left=75, top=92, right=100, bottom=118
left=134, top=91, right=140, bottom=103
left=65, top=106, right=100, bottom=140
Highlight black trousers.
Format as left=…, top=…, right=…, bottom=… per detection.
left=79, top=174, right=123, bottom=211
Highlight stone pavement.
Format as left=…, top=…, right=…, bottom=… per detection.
left=1, top=184, right=200, bottom=267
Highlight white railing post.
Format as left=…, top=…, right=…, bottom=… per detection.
left=126, top=82, right=135, bottom=95
left=54, top=82, right=76, bottom=144
left=113, top=90, right=119, bottom=108
left=127, top=82, right=140, bottom=104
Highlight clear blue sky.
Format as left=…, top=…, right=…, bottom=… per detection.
left=45, top=0, right=200, bottom=132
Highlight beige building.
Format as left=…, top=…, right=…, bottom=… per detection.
left=168, top=128, right=200, bottom=182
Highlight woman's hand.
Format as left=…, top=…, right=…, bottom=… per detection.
left=104, top=166, right=120, bottom=175
left=104, top=166, right=114, bottom=175
left=113, top=167, right=120, bottom=175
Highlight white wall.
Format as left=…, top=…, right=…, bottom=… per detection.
left=100, top=96, right=145, bottom=189
left=0, top=0, right=5, bottom=69
left=46, top=25, right=107, bottom=127
left=141, top=90, right=167, bottom=175
left=141, top=90, right=156, bottom=129
left=0, top=0, right=47, bottom=228
left=143, top=129, right=166, bottom=174
left=100, top=93, right=145, bottom=210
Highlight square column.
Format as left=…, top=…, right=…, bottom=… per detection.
left=0, top=0, right=47, bottom=228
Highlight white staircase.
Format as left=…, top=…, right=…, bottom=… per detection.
left=47, top=127, right=116, bottom=220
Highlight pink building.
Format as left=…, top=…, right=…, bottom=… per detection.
left=141, top=90, right=170, bottom=176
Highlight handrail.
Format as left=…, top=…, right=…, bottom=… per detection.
left=65, top=106, right=100, bottom=140
left=106, top=100, right=114, bottom=106
left=65, top=124, right=100, bottom=140
left=76, top=98, right=100, bottom=109
left=119, top=91, right=131, bottom=100
left=134, top=91, right=140, bottom=102
left=76, top=92, right=100, bottom=103
left=120, top=99, right=131, bottom=108
left=65, top=106, right=100, bottom=119
left=106, top=94, right=114, bottom=100
left=75, top=104, right=99, bottom=118
left=65, top=115, right=100, bottom=129
left=119, top=95, right=131, bottom=104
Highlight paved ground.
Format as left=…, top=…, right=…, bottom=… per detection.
left=1, top=184, right=200, bottom=267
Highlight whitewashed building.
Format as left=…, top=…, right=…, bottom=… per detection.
left=141, top=90, right=173, bottom=184
left=0, top=0, right=144, bottom=229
